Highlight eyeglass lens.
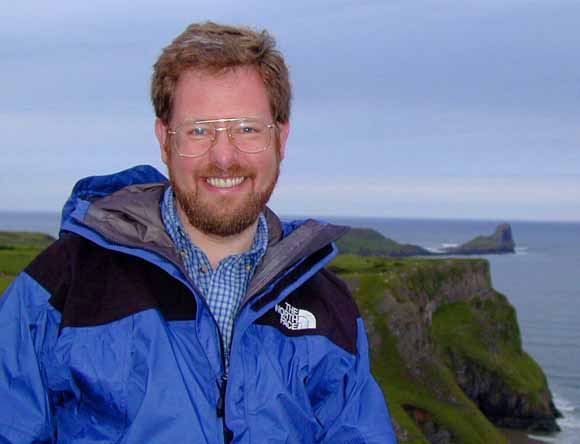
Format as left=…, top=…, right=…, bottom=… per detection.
left=174, top=120, right=271, bottom=156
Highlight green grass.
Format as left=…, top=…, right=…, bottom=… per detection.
left=0, top=276, right=14, bottom=294
left=0, top=231, right=53, bottom=294
left=432, top=298, right=548, bottom=396
left=0, top=249, right=45, bottom=293
left=330, top=254, right=489, bottom=305
left=0, top=249, right=44, bottom=275
left=0, top=231, right=55, bottom=249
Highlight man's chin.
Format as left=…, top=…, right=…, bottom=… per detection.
left=192, top=206, right=261, bottom=237
left=174, top=191, right=268, bottom=237
left=199, top=219, right=258, bottom=237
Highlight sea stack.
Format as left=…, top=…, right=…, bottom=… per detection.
left=443, top=223, right=516, bottom=255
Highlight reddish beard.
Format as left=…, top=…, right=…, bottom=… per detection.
left=170, top=162, right=280, bottom=237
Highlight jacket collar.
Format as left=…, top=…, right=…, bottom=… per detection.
left=77, top=181, right=348, bottom=300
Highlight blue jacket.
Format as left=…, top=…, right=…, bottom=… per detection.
left=0, top=165, right=396, bottom=444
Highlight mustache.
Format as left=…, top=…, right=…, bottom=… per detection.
left=198, top=164, right=254, bottom=177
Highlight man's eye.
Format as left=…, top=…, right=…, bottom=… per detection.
left=188, top=126, right=209, bottom=137
left=239, top=125, right=262, bottom=134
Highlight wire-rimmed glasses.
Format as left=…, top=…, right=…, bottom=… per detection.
left=167, top=117, right=277, bottom=158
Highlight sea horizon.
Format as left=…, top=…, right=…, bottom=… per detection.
left=2, top=209, right=580, bottom=222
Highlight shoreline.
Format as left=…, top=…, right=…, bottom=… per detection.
left=501, top=428, right=549, bottom=444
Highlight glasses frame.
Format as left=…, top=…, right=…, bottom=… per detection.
left=167, top=117, right=277, bottom=158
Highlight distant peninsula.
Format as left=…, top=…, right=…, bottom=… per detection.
left=336, top=223, right=516, bottom=257
left=336, top=227, right=432, bottom=257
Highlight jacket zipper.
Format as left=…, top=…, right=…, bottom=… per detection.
left=168, top=262, right=230, bottom=442
left=216, top=373, right=228, bottom=418
left=216, top=332, right=233, bottom=444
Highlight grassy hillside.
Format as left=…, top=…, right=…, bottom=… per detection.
left=0, top=231, right=55, bottom=249
left=432, top=298, right=547, bottom=396
left=336, top=228, right=431, bottom=257
left=0, top=231, right=54, bottom=293
left=329, top=254, right=556, bottom=443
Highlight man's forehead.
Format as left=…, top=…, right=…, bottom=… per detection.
left=177, top=66, right=261, bottom=87
left=170, top=66, right=272, bottom=123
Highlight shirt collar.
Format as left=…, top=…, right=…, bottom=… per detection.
left=160, top=186, right=268, bottom=261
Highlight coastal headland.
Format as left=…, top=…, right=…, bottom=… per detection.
left=329, top=254, right=560, bottom=443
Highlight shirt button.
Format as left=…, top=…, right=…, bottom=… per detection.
left=200, top=266, right=208, bottom=274
left=245, top=264, right=252, bottom=272
left=180, top=250, right=187, bottom=257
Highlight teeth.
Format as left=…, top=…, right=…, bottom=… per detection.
left=206, top=177, right=245, bottom=188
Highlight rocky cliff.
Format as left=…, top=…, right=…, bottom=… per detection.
left=329, top=255, right=559, bottom=444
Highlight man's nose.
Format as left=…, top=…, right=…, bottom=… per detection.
left=208, top=128, right=239, bottom=168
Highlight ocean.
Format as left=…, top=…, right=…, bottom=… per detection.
left=1, top=211, right=579, bottom=443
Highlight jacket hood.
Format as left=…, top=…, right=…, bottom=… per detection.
left=61, top=164, right=167, bottom=228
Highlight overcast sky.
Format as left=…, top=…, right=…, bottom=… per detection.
left=1, top=0, right=579, bottom=221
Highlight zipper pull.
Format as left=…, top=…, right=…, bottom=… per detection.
left=217, top=374, right=228, bottom=418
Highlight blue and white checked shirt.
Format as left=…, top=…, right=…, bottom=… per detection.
left=160, top=187, right=268, bottom=367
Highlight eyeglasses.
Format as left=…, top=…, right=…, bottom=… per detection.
left=167, top=117, right=277, bottom=158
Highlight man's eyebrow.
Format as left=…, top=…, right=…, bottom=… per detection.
left=180, top=116, right=267, bottom=123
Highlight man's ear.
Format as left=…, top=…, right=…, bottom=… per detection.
left=155, top=118, right=170, bottom=164
left=277, top=120, right=290, bottom=160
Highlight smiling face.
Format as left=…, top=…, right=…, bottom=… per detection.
left=155, top=67, right=289, bottom=237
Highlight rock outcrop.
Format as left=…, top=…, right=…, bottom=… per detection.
left=329, top=255, right=559, bottom=444
left=450, top=351, right=560, bottom=432
left=442, top=223, right=515, bottom=255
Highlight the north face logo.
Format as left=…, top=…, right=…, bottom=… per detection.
left=274, top=302, right=317, bottom=330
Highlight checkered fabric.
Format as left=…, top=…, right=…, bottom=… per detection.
left=161, top=187, right=268, bottom=369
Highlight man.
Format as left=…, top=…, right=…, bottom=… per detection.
left=0, top=22, right=396, bottom=443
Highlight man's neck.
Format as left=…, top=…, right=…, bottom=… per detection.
left=176, top=206, right=259, bottom=269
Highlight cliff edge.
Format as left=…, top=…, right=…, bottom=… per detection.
left=329, top=255, right=559, bottom=444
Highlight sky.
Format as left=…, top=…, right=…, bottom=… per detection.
left=1, top=0, right=579, bottom=221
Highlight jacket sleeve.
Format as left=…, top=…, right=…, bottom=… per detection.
left=0, top=273, right=59, bottom=443
left=310, top=317, right=397, bottom=444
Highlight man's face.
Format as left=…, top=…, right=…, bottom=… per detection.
left=156, top=67, right=289, bottom=237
